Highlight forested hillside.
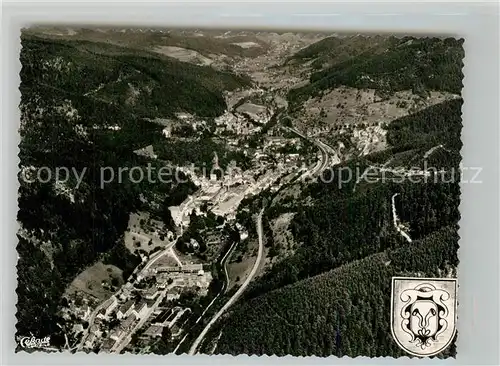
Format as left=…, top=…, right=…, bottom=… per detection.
left=24, top=27, right=270, bottom=58
left=242, top=97, right=462, bottom=299
left=386, top=98, right=463, bottom=151
left=21, top=36, right=251, bottom=118
left=288, top=37, right=464, bottom=108
left=286, top=34, right=393, bottom=70
left=212, top=226, right=459, bottom=357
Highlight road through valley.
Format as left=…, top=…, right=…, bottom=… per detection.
left=187, top=208, right=265, bottom=355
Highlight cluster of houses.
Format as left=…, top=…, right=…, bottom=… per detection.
left=116, top=299, right=152, bottom=320
left=94, top=295, right=156, bottom=351
left=79, top=252, right=216, bottom=353
left=141, top=307, right=189, bottom=338
left=95, top=295, right=150, bottom=321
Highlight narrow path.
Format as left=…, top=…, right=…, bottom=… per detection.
left=391, top=193, right=412, bottom=243
left=187, top=208, right=265, bottom=355
left=221, top=240, right=238, bottom=292
left=423, top=144, right=450, bottom=159
left=169, top=248, right=183, bottom=268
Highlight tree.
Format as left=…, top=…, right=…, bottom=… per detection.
left=161, top=201, right=176, bottom=230
left=161, top=326, right=172, bottom=341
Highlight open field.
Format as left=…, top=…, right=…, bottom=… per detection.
left=65, top=262, right=124, bottom=301
left=124, top=212, right=169, bottom=254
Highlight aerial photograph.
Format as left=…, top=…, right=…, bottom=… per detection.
left=17, top=26, right=463, bottom=357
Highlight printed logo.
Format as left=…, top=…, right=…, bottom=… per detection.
left=18, top=335, right=51, bottom=349
left=391, top=277, right=457, bottom=357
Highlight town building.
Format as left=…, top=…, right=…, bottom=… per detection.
left=104, top=296, right=118, bottom=315
left=116, top=299, right=135, bottom=319
left=120, top=313, right=137, bottom=332
left=133, top=144, right=157, bottom=159
left=101, top=338, right=116, bottom=352
left=144, top=324, right=163, bottom=338
left=84, top=333, right=96, bottom=349
left=155, top=263, right=202, bottom=273
left=96, top=308, right=106, bottom=320
left=143, top=287, right=160, bottom=300
left=166, top=292, right=181, bottom=302
left=182, top=263, right=203, bottom=273
left=110, top=327, right=126, bottom=341
left=77, top=305, right=92, bottom=322
left=96, top=296, right=118, bottom=319
left=155, top=265, right=179, bottom=273
left=189, top=238, right=200, bottom=250
left=132, top=301, right=149, bottom=319
left=162, top=126, right=171, bottom=138
left=96, top=296, right=119, bottom=319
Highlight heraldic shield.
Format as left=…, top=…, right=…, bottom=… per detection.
left=391, top=277, right=457, bottom=357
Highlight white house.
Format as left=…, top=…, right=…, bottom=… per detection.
left=162, top=126, right=172, bottom=138
left=104, top=296, right=118, bottom=315
left=96, top=296, right=118, bottom=319
left=144, top=287, right=160, bottom=300
left=166, top=293, right=181, bottom=302
left=116, top=300, right=135, bottom=319
left=132, top=301, right=149, bottom=320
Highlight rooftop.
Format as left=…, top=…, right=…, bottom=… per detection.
left=121, top=313, right=137, bottom=330
left=101, top=338, right=116, bottom=351
left=144, top=325, right=163, bottom=337
left=137, top=301, right=148, bottom=311
left=118, top=299, right=134, bottom=314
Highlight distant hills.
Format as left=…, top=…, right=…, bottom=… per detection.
left=23, top=27, right=270, bottom=58
left=286, top=34, right=392, bottom=69
left=21, top=35, right=251, bottom=119
left=287, top=37, right=464, bottom=108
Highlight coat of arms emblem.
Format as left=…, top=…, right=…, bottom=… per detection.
left=391, top=277, right=457, bottom=357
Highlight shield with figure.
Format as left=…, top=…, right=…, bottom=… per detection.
left=391, top=277, right=457, bottom=357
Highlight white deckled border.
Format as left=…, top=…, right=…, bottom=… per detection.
left=2, top=1, right=499, bottom=365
